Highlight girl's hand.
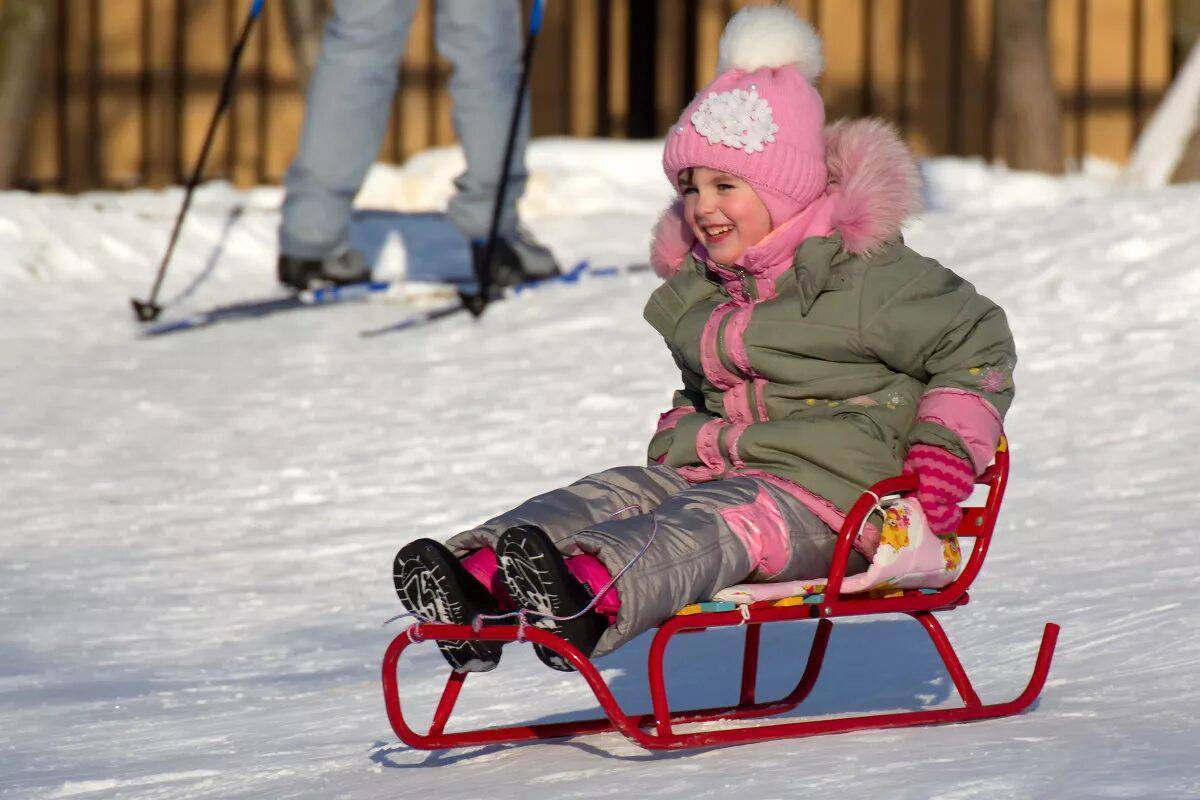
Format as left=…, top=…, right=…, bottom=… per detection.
left=902, top=444, right=975, bottom=535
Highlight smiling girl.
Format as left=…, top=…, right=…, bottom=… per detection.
left=393, top=5, right=1016, bottom=674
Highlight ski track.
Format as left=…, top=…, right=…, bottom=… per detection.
left=2, top=146, right=1198, bottom=799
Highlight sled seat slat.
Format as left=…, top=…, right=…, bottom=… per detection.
left=674, top=588, right=960, bottom=617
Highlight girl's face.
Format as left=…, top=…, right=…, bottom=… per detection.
left=679, top=167, right=772, bottom=266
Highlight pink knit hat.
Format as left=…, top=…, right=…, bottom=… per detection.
left=663, top=6, right=828, bottom=226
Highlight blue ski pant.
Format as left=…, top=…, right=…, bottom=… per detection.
left=280, top=0, right=530, bottom=260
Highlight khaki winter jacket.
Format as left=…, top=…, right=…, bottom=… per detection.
left=644, top=119, right=1015, bottom=553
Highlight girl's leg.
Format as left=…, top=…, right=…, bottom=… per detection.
left=393, top=465, right=686, bottom=670
left=445, top=464, right=689, bottom=556
left=554, top=476, right=868, bottom=658
left=460, top=545, right=617, bottom=620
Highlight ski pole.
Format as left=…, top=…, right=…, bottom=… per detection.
left=461, top=0, right=546, bottom=319
left=131, top=0, right=267, bottom=323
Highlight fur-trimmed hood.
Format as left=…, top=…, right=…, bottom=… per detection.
left=650, top=117, right=923, bottom=279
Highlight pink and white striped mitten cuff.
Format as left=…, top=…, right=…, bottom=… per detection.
left=902, top=444, right=975, bottom=535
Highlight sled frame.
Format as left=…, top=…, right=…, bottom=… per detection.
left=381, top=440, right=1060, bottom=751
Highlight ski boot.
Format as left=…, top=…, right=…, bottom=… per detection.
left=278, top=245, right=371, bottom=291
left=471, top=228, right=561, bottom=291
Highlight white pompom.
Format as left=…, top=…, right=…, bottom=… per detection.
left=716, top=4, right=823, bottom=81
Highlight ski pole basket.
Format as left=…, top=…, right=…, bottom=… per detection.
left=381, top=437, right=1059, bottom=751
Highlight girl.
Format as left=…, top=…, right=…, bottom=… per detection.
left=393, top=5, right=1015, bottom=674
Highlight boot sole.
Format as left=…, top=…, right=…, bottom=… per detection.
left=393, top=540, right=502, bottom=673
left=496, top=528, right=605, bottom=672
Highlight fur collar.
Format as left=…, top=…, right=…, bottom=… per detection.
left=649, top=117, right=923, bottom=279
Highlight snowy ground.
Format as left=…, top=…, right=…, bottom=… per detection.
left=2, top=139, right=1198, bottom=799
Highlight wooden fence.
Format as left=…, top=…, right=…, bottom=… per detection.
left=12, top=0, right=1178, bottom=191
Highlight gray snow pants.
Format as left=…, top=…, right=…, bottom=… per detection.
left=280, top=0, right=530, bottom=259
left=447, top=466, right=868, bottom=658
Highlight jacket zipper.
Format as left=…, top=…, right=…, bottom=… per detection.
left=735, top=268, right=762, bottom=422
left=715, top=312, right=738, bottom=376
left=735, top=267, right=757, bottom=301
left=714, top=266, right=761, bottom=424
left=746, top=379, right=761, bottom=422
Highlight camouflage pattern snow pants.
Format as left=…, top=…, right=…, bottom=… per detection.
left=446, top=465, right=868, bottom=657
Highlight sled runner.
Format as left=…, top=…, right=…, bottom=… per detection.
left=381, top=438, right=1059, bottom=751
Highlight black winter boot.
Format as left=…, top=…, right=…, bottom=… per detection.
left=470, top=231, right=560, bottom=291
left=496, top=525, right=608, bottom=672
left=392, top=538, right=503, bottom=672
left=278, top=246, right=371, bottom=291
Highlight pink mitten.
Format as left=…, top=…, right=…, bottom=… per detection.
left=903, top=444, right=975, bottom=535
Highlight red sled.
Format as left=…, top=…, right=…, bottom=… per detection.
left=381, top=438, right=1058, bottom=751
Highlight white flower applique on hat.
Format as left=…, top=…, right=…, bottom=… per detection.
left=690, top=87, right=779, bottom=154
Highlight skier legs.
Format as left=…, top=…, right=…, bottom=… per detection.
left=279, top=0, right=416, bottom=266
left=435, top=0, right=526, bottom=242
left=436, top=0, right=559, bottom=279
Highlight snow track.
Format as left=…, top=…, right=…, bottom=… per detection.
left=2, top=142, right=1197, bottom=799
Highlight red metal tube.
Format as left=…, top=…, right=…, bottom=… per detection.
left=911, top=611, right=982, bottom=708
left=738, top=624, right=762, bottom=705
left=428, top=670, right=467, bottom=736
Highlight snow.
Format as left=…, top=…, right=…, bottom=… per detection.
left=3, top=138, right=1199, bottom=799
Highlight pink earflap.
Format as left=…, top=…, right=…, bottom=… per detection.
left=649, top=200, right=696, bottom=279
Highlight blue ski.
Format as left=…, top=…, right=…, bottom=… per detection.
left=139, top=280, right=395, bottom=337
left=358, top=261, right=648, bottom=337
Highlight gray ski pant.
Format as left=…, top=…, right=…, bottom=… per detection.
left=280, top=0, right=529, bottom=259
left=447, top=466, right=868, bottom=658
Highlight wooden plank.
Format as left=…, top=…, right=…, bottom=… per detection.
left=181, top=0, right=230, bottom=183
left=20, top=7, right=60, bottom=188
left=568, top=0, right=599, bottom=136
left=530, top=0, right=568, bottom=136
left=818, top=0, right=866, bottom=121
left=1135, top=0, right=1171, bottom=137
left=903, top=0, right=954, bottom=156
left=694, top=0, right=723, bottom=87
left=86, top=0, right=101, bottom=185
left=142, top=0, right=179, bottom=186
left=398, top=0, right=433, bottom=161
left=655, top=0, right=685, bottom=135
left=1083, top=0, right=1136, bottom=164
left=1050, top=0, right=1084, bottom=166
left=784, top=0, right=816, bottom=25
left=263, top=2, right=305, bottom=182
left=231, top=0, right=266, bottom=185
left=868, top=0, right=904, bottom=125
left=60, top=0, right=97, bottom=189
left=958, top=0, right=993, bottom=158
left=98, top=0, right=143, bottom=187
left=222, top=0, right=236, bottom=178
left=606, top=0, right=629, bottom=137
